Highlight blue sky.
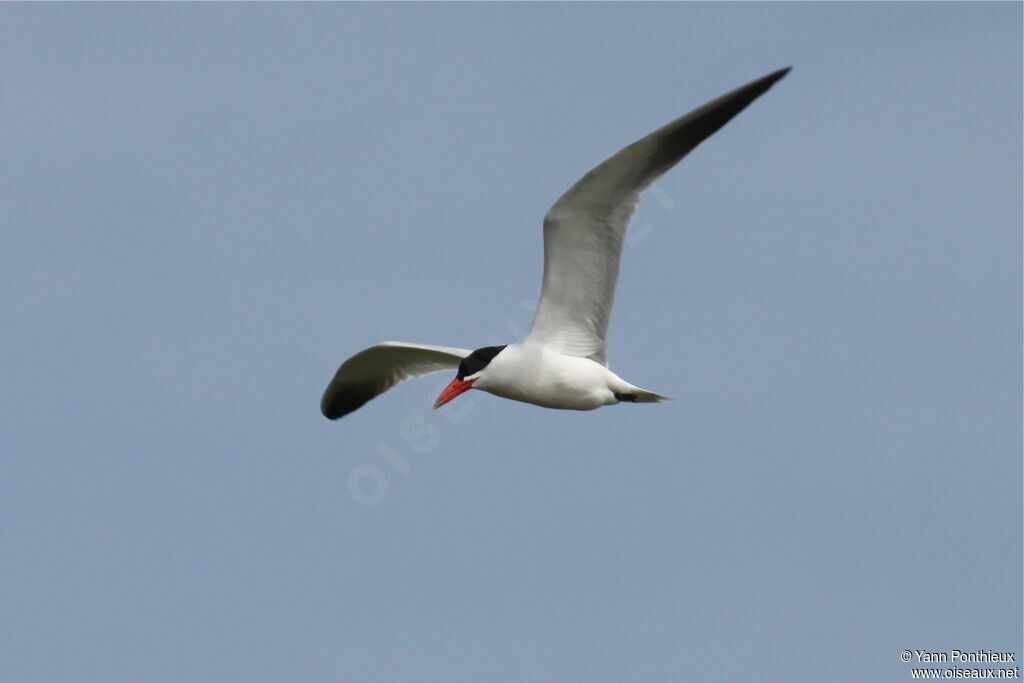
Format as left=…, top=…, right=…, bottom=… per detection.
left=2, top=3, right=1021, bottom=682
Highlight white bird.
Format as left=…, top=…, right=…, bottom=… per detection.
left=321, top=68, right=790, bottom=420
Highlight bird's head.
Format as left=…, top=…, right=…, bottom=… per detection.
left=433, top=345, right=507, bottom=409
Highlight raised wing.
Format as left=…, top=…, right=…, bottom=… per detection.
left=527, top=67, right=790, bottom=365
left=321, top=341, right=471, bottom=420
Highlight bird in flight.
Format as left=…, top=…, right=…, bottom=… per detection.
left=321, top=67, right=790, bottom=421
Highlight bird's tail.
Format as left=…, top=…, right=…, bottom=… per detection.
left=614, top=385, right=673, bottom=403
left=633, top=388, right=673, bottom=403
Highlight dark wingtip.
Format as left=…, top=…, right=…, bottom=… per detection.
left=320, top=397, right=345, bottom=420
left=718, top=66, right=791, bottom=117
left=321, top=407, right=343, bottom=421
left=320, top=382, right=371, bottom=421
left=760, top=66, right=792, bottom=88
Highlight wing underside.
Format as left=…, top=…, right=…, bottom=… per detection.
left=321, top=341, right=471, bottom=420
left=526, top=67, right=791, bottom=365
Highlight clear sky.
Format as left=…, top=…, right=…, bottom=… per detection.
left=2, top=3, right=1021, bottom=682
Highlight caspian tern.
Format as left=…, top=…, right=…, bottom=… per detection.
left=321, top=67, right=790, bottom=420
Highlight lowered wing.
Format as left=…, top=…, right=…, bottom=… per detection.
left=321, top=341, right=471, bottom=420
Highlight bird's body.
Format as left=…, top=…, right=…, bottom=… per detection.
left=321, top=68, right=790, bottom=421
left=469, top=342, right=658, bottom=411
